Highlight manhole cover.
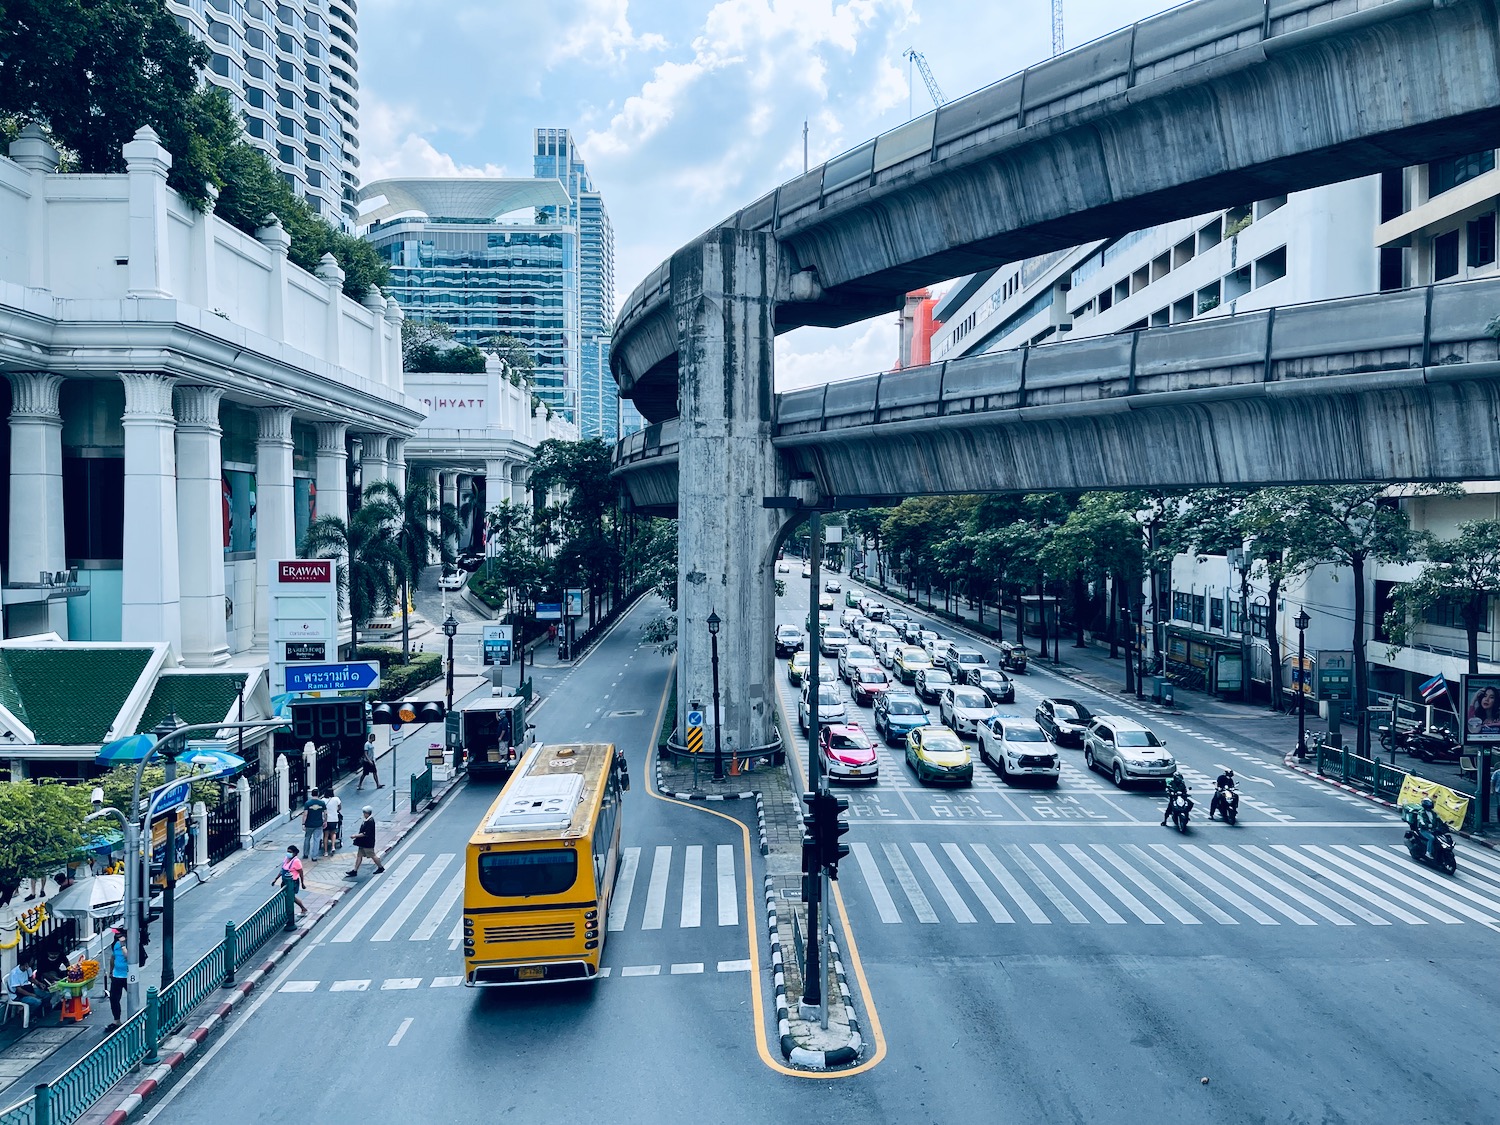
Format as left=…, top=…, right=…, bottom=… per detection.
left=608, top=709, right=645, bottom=717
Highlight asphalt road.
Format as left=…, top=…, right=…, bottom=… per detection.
left=136, top=584, right=1500, bottom=1124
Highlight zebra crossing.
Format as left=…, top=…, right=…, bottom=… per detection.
left=315, top=844, right=745, bottom=947
left=848, top=837, right=1500, bottom=928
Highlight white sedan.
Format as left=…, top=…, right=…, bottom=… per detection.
left=939, top=686, right=996, bottom=738
left=438, top=571, right=466, bottom=591
left=978, top=716, right=1061, bottom=785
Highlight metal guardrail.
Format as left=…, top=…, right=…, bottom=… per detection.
left=410, top=764, right=433, bottom=814
left=0, top=883, right=296, bottom=1125
left=1315, top=743, right=1479, bottom=831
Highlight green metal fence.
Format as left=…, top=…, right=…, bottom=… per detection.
left=1316, top=743, right=1480, bottom=831
left=1, top=883, right=295, bottom=1125
left=410, top=764, right=433, bottom=814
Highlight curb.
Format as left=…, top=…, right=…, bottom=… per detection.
left=764, top=876, right=861, bottom=1070
left=95, top=773, right=466, bottom=1125
left=654, top=756, right=768, bottom=854
left=1280, top=757, right=1497, bottom=850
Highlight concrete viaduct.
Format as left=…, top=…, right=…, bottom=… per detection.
left=609, top=0, right=1500, bottom=757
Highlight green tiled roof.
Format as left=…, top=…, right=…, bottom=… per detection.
left=137, top=673, right=248, bottom=734
left=0, top=648, right=156, bottom=745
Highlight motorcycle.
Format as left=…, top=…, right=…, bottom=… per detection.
left=1404, top=824, right=1457, bottom=875
left=1210, top=785, right=1239, bottom=826
left=1168, top=792, right=1193, bottom=834
left=999, top=642, right=1028, bottom=673
left=1381, top=722, right=1462, bottom=763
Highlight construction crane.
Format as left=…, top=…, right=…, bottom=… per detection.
left=1051, top=0, right=1065, bottom=56
left=903, top=48, right=946, bottom=118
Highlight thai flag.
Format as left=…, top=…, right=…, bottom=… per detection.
left=1418, top=673, right=1448, bottom=702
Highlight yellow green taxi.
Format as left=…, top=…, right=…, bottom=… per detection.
left=905, top=724, right=974, bottom=786
left=787, top=651, right=811, bottom=686
left=893, top=645, right=932, bottom=685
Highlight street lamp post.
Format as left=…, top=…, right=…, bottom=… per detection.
left=154, top=713, right=185, bottom=989
left=707, top=609, right=724, bottom=782
left=1294, top=607, right=1311, bottom=760
left=443, top=613, right=459, bottom=712
left=83, top=806, right=138, bottom=1013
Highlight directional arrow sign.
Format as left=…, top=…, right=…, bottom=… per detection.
left=284, top=662, right=381, bottom=693
left=147, top=779, right=193, bottom=819
left=687, top=710, right=704, bottom=729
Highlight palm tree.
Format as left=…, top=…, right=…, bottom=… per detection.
left=364, top=478, right=461, bottom=583
left=300, top=486, right=405, bottom=643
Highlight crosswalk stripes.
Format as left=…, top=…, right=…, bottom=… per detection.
left=315, top=844, right=747, bottom=947
left=848, top=838, right=1500, bottom=928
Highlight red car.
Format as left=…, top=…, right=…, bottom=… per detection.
left=851, top=666, right=892, bottom=707
left=819, top=722, right=879, bottom=783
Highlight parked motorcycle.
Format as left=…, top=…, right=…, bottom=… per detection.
left=1381, top=722, right=1462, bottom=762
left=999, top=642, right=1028, bottom=673
left=1404, top=825, right=1457, bottom=875
left=1168, top=792, right=1192, bottom=834
left=1210, top=786, right=1239, bottom=826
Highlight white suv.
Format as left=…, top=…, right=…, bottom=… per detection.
left=798, top=679, right=848, bottom=733
left=1083, top=715, right=1174, bottom=788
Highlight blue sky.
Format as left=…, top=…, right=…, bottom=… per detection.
left=360, top=0, right=1176, bottom=387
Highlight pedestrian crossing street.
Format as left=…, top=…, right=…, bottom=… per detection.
left=848, top=838, right=1500, bottom=928
left=314, top=843, right=745, bottom=948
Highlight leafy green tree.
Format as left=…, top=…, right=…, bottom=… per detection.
left=97, top=761, right=220, bottom=818
left=300, top=485, right=405, bottom=636
left=483, top=334, right=537, bottom=388
left=530, top=439, right=619, bottom=627
left=0, top=780, right=91, bottom=883
left=365, top=477, right=460, bottom=586
left=401, top=319, right=455, bottom=368
left=1384, top=519, right=1500, bottom=674
left=404, top=343, right=487, bottom=373
left=841, top=508, right=892, bottom=584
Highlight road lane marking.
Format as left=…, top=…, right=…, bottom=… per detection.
left=388, top=1017, right=413, bottom=1047
left=1349, top=845, right=1500, bottom=922
left=717, top=844, right=738, bottom=926
left=1121, top=846, right=1237, bottom=923
left=607, top=847, right=641, bottom=931
left=410, top=869, right=466, bottom=941
left=1089, top=845, right=1198, bottom=924
left=642, top=845, right=672, bottom=930
left=681, top=845, right=703, bottom=928
left=1004, top=843, right=1087, bottom=923
left=718, top=959, right=752, bottom=972
left=373, top=853, right=454, bottom=941
left=671, top=963, right=704, bottom=974
left=1205, top=844, right=1353, bottom=925
left=381, top=978, right=422, bottom=990
left=1179, top=844, right=1316, bottom=925
left=1270, top=846, right=1426, bottom=924
left=1241, top=845, right=1391, bottom=925
left=1061, top=843, right=1160, bottom=924
left=1149, top=845, right=1276, bottom=923
left=1299, top=846, right=1460, bottom=923
left=621, top=964, right=660, bottom=977
left=911, top=842, right=976, bottom=923
left=430, top=976, right=463, bottom=987
left=1033, top=844, right=1125, bottom=923
left=330, top=980, right=370, bottom=991
left=883, top=843, right=938, bottom=922
left=852, top=842, right=902, bottom=923
left=278, top=980, right=317, bottom=993
left=972, top=844, right=1049, bottom=923
left=941, top=842, right=1013, bottom=923
left=331, top=855, right=425, bottom=943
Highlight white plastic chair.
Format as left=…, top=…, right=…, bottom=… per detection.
left=1, top=990, right=31, bottom=1030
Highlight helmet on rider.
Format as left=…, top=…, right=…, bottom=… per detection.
left=1225, top=769, right=1233, bottom=779
left=1421, top=797, right=1435, bottom=811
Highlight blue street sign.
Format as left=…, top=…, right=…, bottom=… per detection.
left=687, top=709, right=704, bottom=729
left=284, top=662, right=381, bottom=693
left=147, top=779, right=193, bottom=819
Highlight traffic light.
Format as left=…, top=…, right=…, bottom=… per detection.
left=817, top=791, right=851, bottom=879
left=290, top=700, right=366, bottom=741
left=369, top=699, right=445, bottom=730
left=801, top=791, right=820, bottom=901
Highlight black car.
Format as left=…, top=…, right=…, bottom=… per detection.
left=1034, top=697, right=1095, bottom=746
left=774, top=625, right=805, bottom=657
left=970, top=668, right=1015, bottom=705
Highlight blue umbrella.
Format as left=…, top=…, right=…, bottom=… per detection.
left=95, top=732, right=158, bottom=766
left=270, top=693, right=298, bottom=719
left=178, top=747, right=246, bottom=781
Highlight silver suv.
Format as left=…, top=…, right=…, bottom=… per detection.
left=941, top=644, right=988, bottom=684
left=1083, top=715, right=1174, bottom=788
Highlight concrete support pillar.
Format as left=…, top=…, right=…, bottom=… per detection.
left=388, top=438, right=407, bottom=495
left=174, top=385, right=230, bottom=666
left=6, top=372, right=68, bottom=637
left=314, top=254, right=345, bottom=367
left=120, top=372, right=182, bottom=656
left=121, top=127, right=172, bottom=298
left=672, top=230, right=788, bottom=755
left=360, top=434, right=390, bottom=488
left=254, top=407, right=295, bottom=648
left=484, top=459, right=508, bottom=521
left=256, top=218, right=292, bottom=342
left=275, top=755, right=289, bottom=817
left=236, top=775, right=251, bottom=843
left=315, top=422, right=351, bottom=641
left=510, top=465, right=529, bottom=507
left=440, top=471, right=458, bottom=518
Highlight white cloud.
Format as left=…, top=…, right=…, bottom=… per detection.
left=550, top=0, right=668, bottom=65
left=775, top=317, right=899, bottom=391
left=360, top=96, right=510, bottom=183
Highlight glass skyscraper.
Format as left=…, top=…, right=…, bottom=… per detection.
left=361, top=179, right=580, bottom=418
left=534, top=129, right=636, bottom=441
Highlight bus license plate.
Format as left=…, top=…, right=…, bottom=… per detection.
left=518, top=966, right=545, bottom=981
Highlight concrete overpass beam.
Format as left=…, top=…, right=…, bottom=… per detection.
left=674, top=229, right=789, bottom=758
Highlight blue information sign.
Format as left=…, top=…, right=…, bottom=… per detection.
left=687, top=709, right=704, bottom=729
left=147, top=780, right=193, bottom=818
left=284, top=662, right=381, bottom=693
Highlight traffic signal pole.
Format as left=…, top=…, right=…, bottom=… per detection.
left=803, top=513, right=823, bottom=1014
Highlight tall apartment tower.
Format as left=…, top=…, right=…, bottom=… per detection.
left=168, top=0, right=359, bottom=229
left=534, top=128, right=636, bottom=441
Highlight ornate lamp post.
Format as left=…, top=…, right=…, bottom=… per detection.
left=442, top=614, right=459, bottom=712
left=1294, top=607, right=1311, bottom=759
left=707, top=609, right=724, bottom=781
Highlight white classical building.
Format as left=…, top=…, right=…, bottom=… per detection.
left=0, top=124, right=425, bottom=776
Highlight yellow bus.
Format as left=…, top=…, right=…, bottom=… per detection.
left=462, top=741, right=629, bottom=986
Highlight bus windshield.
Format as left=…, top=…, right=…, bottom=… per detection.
left=477, top=849, right=578, bottom=897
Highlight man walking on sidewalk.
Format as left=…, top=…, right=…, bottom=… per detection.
left=302, top=791, right=327, bottom=859
left=345, top=807, right=386, bottom=878
left=357, top=733, right=384, bottom=791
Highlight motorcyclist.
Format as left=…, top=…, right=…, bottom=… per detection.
left=1404, top=797, right=1442, bottom=860
left=1209, top=768, right=1236, bottom=820
left=1161, top=770, right=1192, bottom=826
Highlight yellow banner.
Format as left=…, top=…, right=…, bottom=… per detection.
left=1396, top=775, right=1469, bottom=831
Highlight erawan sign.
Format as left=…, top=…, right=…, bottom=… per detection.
left=278, top=560, right=333, bottom=583
left=270, top=558, right=338, bottom=694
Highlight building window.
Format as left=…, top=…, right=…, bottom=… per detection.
left=1227, top=600, right=1241, bottom=634
left=1173, top=591, right=1190, bottom=622
left=63, top=457, right=125, bottom=561
left=1423, top=595, right=1489, bottom=632
left=1209, top=598, right=1224, bottom=630
left=1191, top=594, right=1206, bottom=627
left=1434, top=229, right=1461, bottom=281
left=1379, top=246, right=1406, bottom=292
left=1248, top=602, right=1268, bottom=639
left=1380, top=169, right=1406, bottom=223
left=1255, top=246, right=1287, bottom=287
left=1468, top=213, right=1496, bottom=268
left=1428, top=150, right=1496, bottom=199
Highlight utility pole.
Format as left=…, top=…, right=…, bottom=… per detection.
left=803, top=120, right=809, bottom=174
